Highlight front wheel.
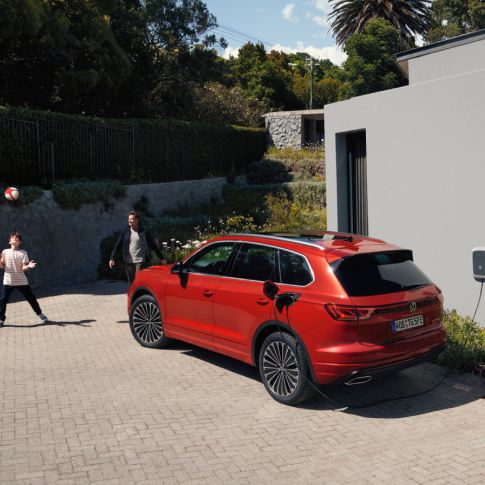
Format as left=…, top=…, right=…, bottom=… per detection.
left=259, top=331, right=315, bottom=405
left=129, top=295, right=170, bottom=348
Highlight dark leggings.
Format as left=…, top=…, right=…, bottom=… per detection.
left=0, top=285, right=42, bottom=321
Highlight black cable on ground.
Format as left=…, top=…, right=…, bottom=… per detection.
left=276, top=282, right=483, bottom=411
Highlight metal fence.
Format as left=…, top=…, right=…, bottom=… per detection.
left=0, top=115, right=264, bottom=186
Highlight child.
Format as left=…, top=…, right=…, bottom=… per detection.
left=0, top=231, right=48, bottom=327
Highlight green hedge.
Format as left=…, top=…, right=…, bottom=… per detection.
left=0, top=105, right=266, bottom=185
left=0, top=183, right=44, bottom=207
left=52, top=179, right=126, bottom=210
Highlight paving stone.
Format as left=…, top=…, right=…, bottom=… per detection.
left=0, top=280, right=484, bottom=484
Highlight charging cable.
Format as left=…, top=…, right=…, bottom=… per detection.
left=273, top=281, right=483, bottom=410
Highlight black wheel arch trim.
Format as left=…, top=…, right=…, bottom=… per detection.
left=130, top=286, right=158, bottom=310
left=251, top=320, right=316, bottom=382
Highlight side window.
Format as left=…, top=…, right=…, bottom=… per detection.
left=187, top=243, right=234, bottom=276
left=279, top=250, right=313, bottom=286
left=230, top=244, right=277, bottom=282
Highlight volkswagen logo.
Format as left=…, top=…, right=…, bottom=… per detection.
left=409, top=302, right=417, bottom=314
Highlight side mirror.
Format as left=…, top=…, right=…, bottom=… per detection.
left=263, top=280, right=279, bottom=300
left=171, top=261, right=184, bottom=274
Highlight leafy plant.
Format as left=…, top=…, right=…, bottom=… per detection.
left=0, top=184, right=44, bottom=207
left=437, top=309, right=485, bottom=372
left=52, top=179, right=126, bottom=210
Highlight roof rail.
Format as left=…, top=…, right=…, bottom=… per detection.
left=228, top=233, right=325, bottom=250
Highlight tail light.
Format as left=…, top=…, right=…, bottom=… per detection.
left=325, top=303, right=375, bottom=321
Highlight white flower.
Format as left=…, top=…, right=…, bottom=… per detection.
left=182, top=244, right=191, bottom=249
left=170, top=238, right=176, bottom=241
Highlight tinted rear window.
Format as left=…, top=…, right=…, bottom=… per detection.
left=331, top=250, right=432, bottom=296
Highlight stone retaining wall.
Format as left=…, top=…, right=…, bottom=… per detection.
left=265, top=114, right=302, bottom=148
left=0, top=178, right=227, bottom=288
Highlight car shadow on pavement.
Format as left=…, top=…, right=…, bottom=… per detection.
left=302, top=364, right=484, bottom=417
left=173, top=343, right=484, bottom=416
left=4, top=319, right=96, bottom=328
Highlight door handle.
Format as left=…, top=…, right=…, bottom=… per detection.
left=256, top=298, right=270, bottom=305
left=203, top=290, right=214, bottom=297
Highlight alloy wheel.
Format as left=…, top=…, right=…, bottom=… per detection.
left=262, top=340, right=300, bottom=397
left=132, top=301, right=163, bottom=344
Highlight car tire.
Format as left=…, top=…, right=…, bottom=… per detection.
left=258, top=331, right=315, bottom=405
left=129, top=294, right=170, bottom=348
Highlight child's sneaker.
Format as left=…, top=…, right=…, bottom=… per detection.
left=39, top=313, right=49, bottom=323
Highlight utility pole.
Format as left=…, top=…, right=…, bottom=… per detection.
left=309, top=58, right=314, bottom=110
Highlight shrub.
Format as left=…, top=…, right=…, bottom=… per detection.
left=0, top=184, right=44, bottom=207
left=52, top=179, right=126, bottom=210
left=437, top=309, right=485, bottom=372
left=223, top=181, right=326, bottom=222
left=262, top=193, right=327, bottom=233
left=265, top=145, right=324, bottom=162
left=246, top=160, right=291, bottom=184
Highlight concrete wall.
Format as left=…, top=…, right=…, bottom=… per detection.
left=0, top=178, right=227, bottom=289
left=265, top=114, right=302, bottom=148
left=409, top=38, right=485, bottom=84
left=325, top=65, right=485, bottom=324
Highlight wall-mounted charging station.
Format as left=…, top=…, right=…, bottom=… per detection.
left=472, top=247, right=485, bottom=282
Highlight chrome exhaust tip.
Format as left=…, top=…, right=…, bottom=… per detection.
left=345, top=375, right=373, bottom=385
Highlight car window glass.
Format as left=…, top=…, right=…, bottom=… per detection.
left=230, top=244, right=277, bottom=281
left=188, top=243, right=233, bottom=276
left=279, top=250, right=313, bottom=286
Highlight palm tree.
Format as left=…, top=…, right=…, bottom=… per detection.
left=328, top=0, right=431, bottom=46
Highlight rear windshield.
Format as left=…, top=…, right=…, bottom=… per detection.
left=330, top=250, right=432, bottom=297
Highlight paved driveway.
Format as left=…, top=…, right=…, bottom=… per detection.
left=0, top=280, right=484, bottom=484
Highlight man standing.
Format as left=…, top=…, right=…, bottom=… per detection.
left=109, top=211, right=165, bottom=284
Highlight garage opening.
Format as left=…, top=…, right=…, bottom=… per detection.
left=347, top=131, right=368, bottom=235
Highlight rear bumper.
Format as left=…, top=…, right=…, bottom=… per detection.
left=309, top=329, right=447, bottom=385
left=329, top=343, right=446, bottom=386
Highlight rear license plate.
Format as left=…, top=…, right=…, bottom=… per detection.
left=392, top=315, right=424, bottom=332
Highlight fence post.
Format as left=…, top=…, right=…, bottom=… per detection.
left=132, top=123, right=135, bottom=168
left=36, top=120, right=41, bottom=182
left=50, top=142, right=55, bottom=184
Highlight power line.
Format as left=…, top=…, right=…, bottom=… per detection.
left=210, top=22, right=277, bottom=50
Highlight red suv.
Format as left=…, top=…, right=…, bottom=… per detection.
left=128, top=232, right=446, bottom=405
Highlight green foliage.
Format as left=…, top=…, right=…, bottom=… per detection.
left=262, top=193, right=327, bottom=233
left=223, top=181, right=326, bottom=224
left=437, top=309, right=485, bottom=372
left=426, top=0, right=485, bottom=42
left=328, top=0, right=430, bottom=47
left=341, top=19, right=408, bottom=97
left=0, top=106, right=266, bottom=185
left=246, top=160, right=292, bottom=184
left=0, top=0, right=224, bottom=118
left=52, top=179, right=126, bottom=210
left=227, top=42, right=302, bottom=112
left=0, top=184, right=44, bottom=207
left=265, top=145, right=324, bottom=161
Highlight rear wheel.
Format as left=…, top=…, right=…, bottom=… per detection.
left=259, top=331, right=315, bottom=405
left=129, top=295, right=170, bottom=348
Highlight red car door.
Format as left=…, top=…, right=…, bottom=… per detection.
left=213, top=243, right=277, bottom=364
left=164, top=242, right=235, bottom=350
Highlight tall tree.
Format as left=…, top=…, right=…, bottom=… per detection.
left=340, top=18, right=407, bottom=98
left=426, top=0, right=485, bottom=42
left=328, top=0, right=431, bottom=47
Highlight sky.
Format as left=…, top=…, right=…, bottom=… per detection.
left=203, top=0, right=347, bottom=66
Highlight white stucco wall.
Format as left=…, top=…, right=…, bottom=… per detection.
left=325, top=66, right=485, bottom=324
left=408, top=37, right=485, bottom=84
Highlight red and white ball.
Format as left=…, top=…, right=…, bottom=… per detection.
left=4, top=187, right=20, bottom=201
